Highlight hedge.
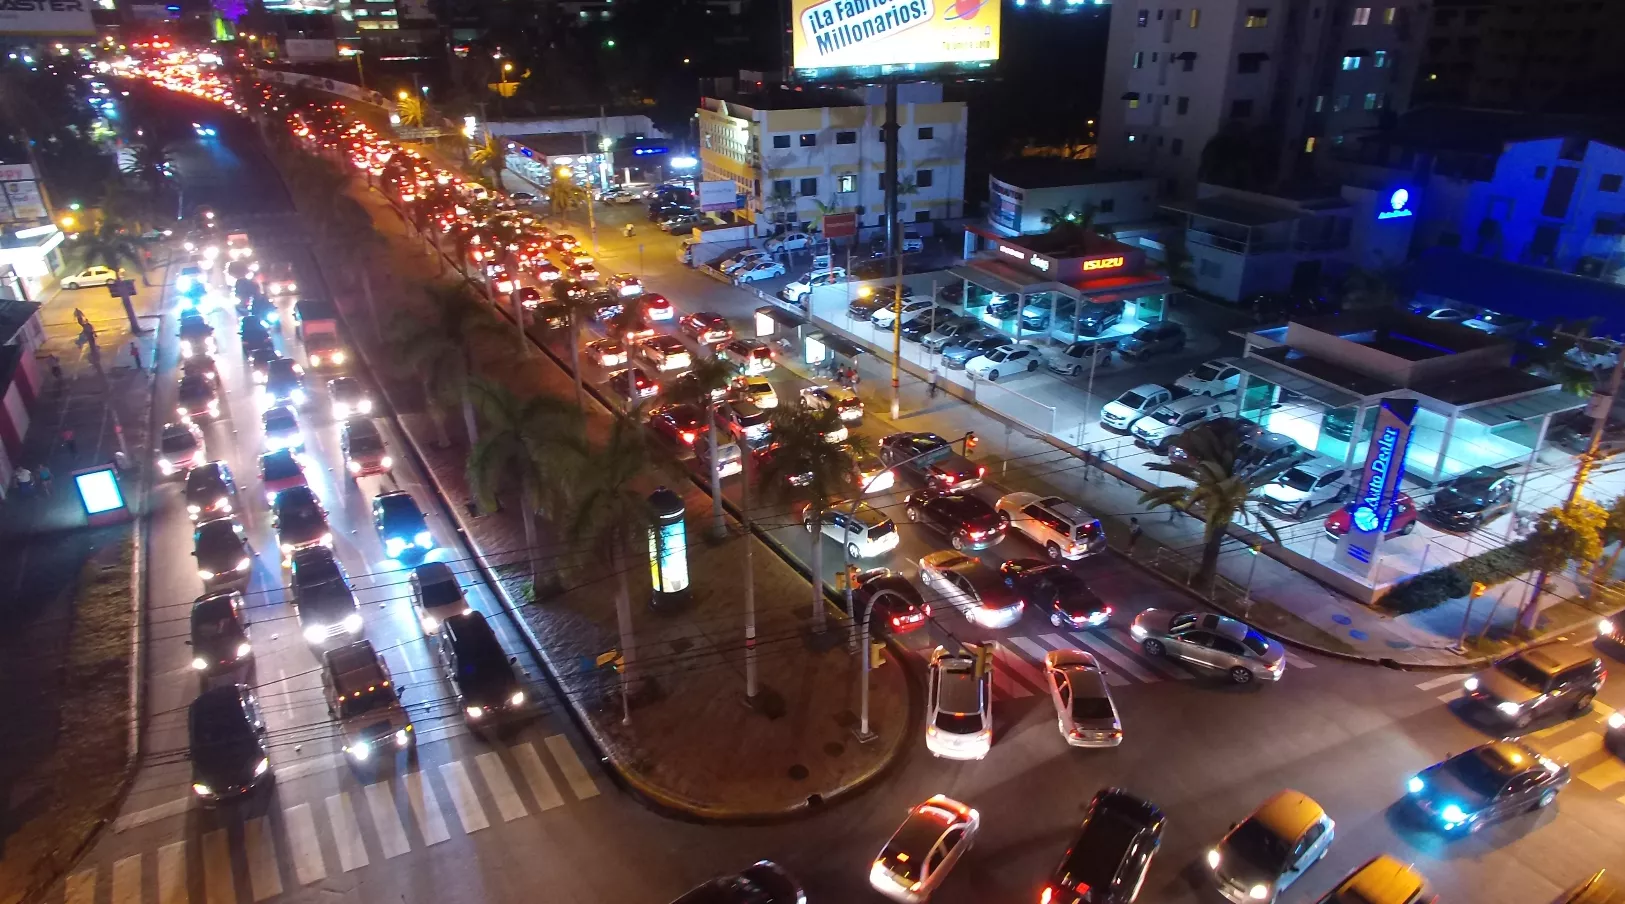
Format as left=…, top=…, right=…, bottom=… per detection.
left=1382, top=538, right=1536, bottom=614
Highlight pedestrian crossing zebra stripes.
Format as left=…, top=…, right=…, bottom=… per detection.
left=55, top=734, right=599, bottom=904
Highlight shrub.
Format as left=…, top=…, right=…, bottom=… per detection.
left=1382, top=538, right=1534, bottom=615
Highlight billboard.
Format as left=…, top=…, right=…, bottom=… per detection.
left=1334, top=398, right=1417, bottom=579
left=0, top=0, right=95, bottom=36
left=791, top=0, right=1000, bottom=72
left=697, top=180, right=739, bottom=212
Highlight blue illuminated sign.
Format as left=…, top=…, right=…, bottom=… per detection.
left=1377, top=188, right=1414, bottom=220
left=1352, top=425, right=1403, bottom=533
left=632, top=147, right=669, bottom=156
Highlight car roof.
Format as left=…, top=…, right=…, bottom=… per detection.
left=1160, top=395, right=1217, bottom=413
left=413, top=560, right=456, bottom=585
left=1289, top=458, right=1342, bottom=477
left=1125, top=383, right=1168, bottom=396
left=1336, top=855, right=1428, bottom=904
left=1512, top=643, right=1598, bottom=675
left=1064, top=667, right=1111, bottom=699
left=1249, top=789, right=1326, bottom=841
left=1037, top=496, right=1093, bottom=523
left=1476, top=739, right=1541, bottom=775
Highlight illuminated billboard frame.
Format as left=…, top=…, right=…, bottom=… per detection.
left=790, top=0, right=1000, bottom=81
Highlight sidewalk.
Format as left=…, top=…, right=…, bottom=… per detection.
left=317, top=169, right=913, bottom=819
left=0, top=262, right=164, bottom=904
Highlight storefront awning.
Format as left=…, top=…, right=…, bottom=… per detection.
left=948, top=263, right=1037, bottom=298
left=822, top=335, right=865, bottom=360
left=1465, top=389, right=1586, bottom=428
left=1227, top=355, right=1366, bottom=410
left=755, top=305, right=806, bottom=328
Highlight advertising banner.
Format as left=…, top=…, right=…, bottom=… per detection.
left=790, top=0, right=999, bottom=71
left=822, top=212, right=857, bottom=239
left=698, top=180, right=739, bottom=212
left=0, top=0, right=95, bottom=36
left=3, top=180, right=46, bottom=220
left=1334, top=398, right=1417, bottom=579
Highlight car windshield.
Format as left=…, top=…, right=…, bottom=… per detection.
left=197, top=522, right=239, bottom=552
left=1450, top=469, right=1501, bottom=495
left=1149, top=407, right=1182, bottom=426
left=1446, top=749, right=1514, bottom=798
left=419, top=577, right=463, bottom=608
left=265, top=411, right=296, bottom=432
left=191, top=599, right=236, bottom=638
left=1496, top=656, right=1551, bottom=688
left=1075, top=521, right=1102, bottom=541
left=280, top=501, right=324, bottom=532
left=337, top=688, right=398, bottom=719
left=1058, top=811, right=1141, bottom=891
left=1193, top=363, right=1224, bottom=381
left=1278, top=468, right=1317, bottom=492
left=735, top=411, right=767, bottom=428
left=1117, top=391, right=1148, bottom=409
left=262, top=454, right=300, bottom=481
left=1242, top=630, right=1272, bottom=657
left=1225, top=819, right=1292, bottom=872
left=1071, top=693, right=1114, bottom=721
left=379, top=496, right=419, bottom=524
left=350, top=433, right=384, bottom=454
left=986, top=348, right=1013, bottom=362
left=179, top=376, right=209, bottom=398
left=161, top=431, right=196, bottom=453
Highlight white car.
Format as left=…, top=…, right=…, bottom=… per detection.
left=925, top=646, right=992, bottom=761
left=800, top=384, right=863, bottom=423
left=764, top=231, right=811, bottom=253
left=1175, top=360, right=1242, bottom=397
left=870, top=795, right=980, bottom=903
left=1131, top=396, right=1230, bottom=450
left=1045, top=649, right=1122, bottom=748
left=965, top=344, right=1041, bottom=382
left=733, top=375, right=778, bottom=409
left=409, top=561, right=471, bottom=635
left=779, top=267, right=846, bottom=303
left=735, top=260, right=786, bottom=282
left=62, top=265, right=118, bottom=289
left=1100, top=383, right=1172, bottom=431
left=870, top=297, right=935, bottom=329
left=721, top=250, right=769, bottom=274
left=995, top=492, right=1106, bottom=560
left=1260, top=459, right=1352, bottom=518
left=1045, top=341, right=1112, bottom=376
left=1424, top=306, right=1472, bottom=322
left=803, top=501, right=900, bottom=559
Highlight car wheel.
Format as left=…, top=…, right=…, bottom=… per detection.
left=1574, top=691, right=1595, bottom=714
left=1230, top=666, right=1254, bottom=685
left=1051, top=613, right=1064, bottom=627
left=1046, top=542, right=1062, bottom=561
left=987, top=370, right=1000, bottom=382
left=1027, top=360, right=1037, bottom=372
left=803, top=516, right=816, bottom=533
left=1401, top=521, right=1416, bottom=536
left=847, top=543, right=862, bottom=560
left=906, top=506, right=920, bottom=523
left=1537, top=788, right=1557, bottom=810
left=998, top=511, right=1012, bottom=528
left=950, top=533, right=966, bottom=550
left=1142, top=638, right=1164, bottom=657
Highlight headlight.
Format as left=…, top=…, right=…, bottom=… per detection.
left=310, top=355, right=322, bottom=367
left=1464, top=677, right=1479, bottom=691
left=380, top=456, right=393, bottom=469
left=332, top=351, right=346, bottom=365
left=420, top=615, right=437, bottom=633
left=386, top=537, right=408, bottom=556
left=197, top=569, right=215, bottom=581
left=192, top=783, right=214, bottom=797
left=159, top=459, right=175, bottom=474
left=348, top=460, right=362, bottom=473
left=187, top=504, right=202, bottom=514
left=342, top=613, right=363, bottom=634
left=1440, top=803, right=1468, bottom=824
left=291, top=389, right=307, bottom=405
left=207, top=400, right=220, bottom=416
left=466, top=705, right=484, bottom=719
left=348, top=740, right=372, bottom=761
left=510, top=691, right=525, bottom=706
left=416, top=530, right=434, bottom=548
left=1206, top=849, right=1221, bottom=870
left=1601, top=618, right=1615, bottom=635
left=280, top=542, right=295, bottom=555
left=180, top=341, right=194, bottom=357
left=302, top=625, right=327, bottom=644
left=1407, top=776, right=1424, bottom=794
left=332, top=403, right=349, bottom=418
left=236, top=557, right=252, bottom=573
left=234, top=641, right=252, bottom=659
left=1248, top=885, right=1270, bottom=901
left=358, top=399, right=373, bottom=414
left=191, top=656, right=209, bottom=671
left=1497, top=701, right=1521, bottom=716
left=253, top=756, right=270, bottom=777
left=1610, top=712, right=1625, bottom=730
left=321, top=532, right=334, bottom=547
left=394, top=728, right=410, bottom=746
left=1131, top=624, right=1149, bottom=639
left=217, top=499, right=231, bottom=513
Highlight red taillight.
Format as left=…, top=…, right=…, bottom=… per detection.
left=941, top=473, right=957, bottom=486
left=1103, top=606, right=1114, bottom=615
left=977, top=465, right=987, bottom=477
left=891, top=617, right=902, bottom=627
left=1040, top=887, right=1054, bottom=904
left=681, top=431, right=696, bottom=444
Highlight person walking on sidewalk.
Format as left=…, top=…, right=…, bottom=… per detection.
left=48, top=354, right=63, bottom=382
left=15, top=467, right=33, bottom=498
left=928, top=367, right=940, bottom=399
left=128, top=340, right=144, bottom=373
left=61, top=429, right=77, bottom=456
left=73, top=308, right=88, bottom=331
left=1127, top=517, right=1143, bottom=555
left=37, top=464, right=53, bottom=496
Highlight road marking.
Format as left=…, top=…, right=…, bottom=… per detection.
left=989, top=647, right=1035, bottom=699
left=201, top=829, right=234, bottom=904
left=243, top=817, right=283, bottom=901
left=113, top=797, right=191, bottom=833
left=363, top=781, right=412, bottom=858
left=156, top=842, right=187, bottom=904
left=1578, top=757, right=1625, bottom=790
left=1436, top=690, right=1465, bottom=704
left=111, top=854, right=143, bottom=904
left=1034, top=633, right=1130, bottom=686
left=1546, top=732, right=1603, bottom=765
left=1097, top=631, right=1190, bottom=679
left=1072, top=633, right=1160, bottom=683
left=65, top=870, right=95, bottom=904
left=513, top=742, right=565, bottom=811
left=402, top=770, right=450, bottom=845
left=545, top=734, right=601, bottom=800
left=1001, top=639, right=1059, bottom=692
left=438, top=760, right=490, bottom=832
left=324, top=792, right=370, bottom=872
left=1416, top=673, right=1470, bottom=691
left=1284, top=652, right=1318, bottom=669
left=475, top=752, right=529, bottom=822
left=1531, top=719, right=1575, bottom=740
left=1592, top=701, right=1615, bottom=722
left=281, top=803, right=327, bottom=885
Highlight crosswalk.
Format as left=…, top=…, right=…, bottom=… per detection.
left=58, top=734, right=599, bottom=904
left=898, top=627, right=1318, bottom=696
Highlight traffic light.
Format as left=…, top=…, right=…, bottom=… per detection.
left=870, top=641, right=885, bottom=669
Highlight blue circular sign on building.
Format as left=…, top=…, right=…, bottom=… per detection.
left=1352, top=505, right=1380, bottom=533
left=1389, top=188, right=1409, bottom=211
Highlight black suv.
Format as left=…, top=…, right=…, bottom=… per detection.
left=184, top=461, right=237, bottom=521
left=904, top=488, right=1006, bottom=551
left=1423, top=465, right=1516, bottom=531
left=194, top=516, right=252, bottom=587
left=1117, top=321, right=1186, bottom=361
left=188, top=684, right=271, bottom=805
left=1465, top=644, right=1605, bottom=729
left=188, top=590, right=252, bottom=675
left=879, top=432, right=985, bottom=490
left=1043, top=788, right=1166, bottom=904
left=438, top=612, right=525, bottom=726
left=1073, top=299, right=1126, bottom=338
left=999, top=559, right=1111, bottom=629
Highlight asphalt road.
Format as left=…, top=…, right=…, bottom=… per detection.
left=51, top=96, right=1625, bottom=904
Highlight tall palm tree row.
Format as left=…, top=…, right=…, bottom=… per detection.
left=553, top=279, right=603, bottom=408
left=388, top=279, right=510, bottom=449
left=662, top=351, right=735, bottom=540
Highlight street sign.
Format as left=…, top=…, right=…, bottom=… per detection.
left=395, top=126, right=446, bottom=140
left=823, top=212, right=857, bottom=239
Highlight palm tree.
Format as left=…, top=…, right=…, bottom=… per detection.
left=553, top=279, right=601, bottom=408
left=120, top=141, right=173, bottom=200
left=466, top=378, right=581, bottom=594
left=390, top=280, right=509, bottom=448
left=1040, top=202, right=1102, bottom=244
left=315, top=194, right=388, bottom=339
left=762, top=183, right=796, bottom=227
left=1139, top=421, right=1285, bottom=590
left=548, top=176, right=591, bottom=222
left=753, top=405, right=861, bottom=635
left=663, top=351, right=735, bottom=539
left=72, top=220, right=146, bottom=333
left=396, top=95, right=427, bottom=128
left=470, top=132, right=507, bottom=187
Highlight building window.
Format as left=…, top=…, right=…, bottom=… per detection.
left=1099, top=199, right=1115, bottom=213
left=1596, top=217, right=1621, bottom=235
left=1382, top=6, right=1396, bottom=24
left=1333, top=95, right=1349, bottom=111
left=1305, top=136, right=1317, bottom=153
left=1535, top=166, right=1548, bottom=179
left=1177, top=96, right=1189, bottom=114
left=1199, top=259, right=1222, bottom=278
left=772, top=178, right=792, bottom=197
left=838, top=174, right=856, bottom=193
left=1231, top=99, right=1254, bottom=118
left=916, top=169, right=934, bottom=188
left=1313, top=95, right=1325, bottom=112
left=918, top=127, right=934, bottom=140
left=1373, top=50, right=1389, bottom=68
left=1600, top=174, right=1622, bottom=192
left=878, top=174, right=888, bottom=190
left=1352, top=6, right=1370, bottom=24
left=1244, top=7, right=1268, bottom=26
left=1137, top=9, right=1147, bottom=25
left=835, top=130, right=857, bottom=145
left=799, top=177, right=817, bottom=196
left=1128, top=97, right=1141, bottom=109
left=1188, top=7, right=1200, bottom=27
left=772, top=135, right=790, bottom=149
left=1133, top=51, right=1144, bottom=68
left=1182, top=54, right=1196, bottom=72
left=1237, top=53, right=1267, bottom=73
left=1171, top=138, right=1184, bottom=156
left=799, top=133, right=816, bottom=147
left=914, top=211, right=931, bottom=223
left=1363, top=92, right=1380, bottom=110
left=1341, top=54, right=1362, bottom=70
left=1127, top=134, right=1138, bottom=143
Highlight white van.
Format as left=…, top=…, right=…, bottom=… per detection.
left=780, top=267, right=847, bottom=303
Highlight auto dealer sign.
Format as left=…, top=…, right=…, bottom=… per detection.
left=0, top=0, right=95, bottom=36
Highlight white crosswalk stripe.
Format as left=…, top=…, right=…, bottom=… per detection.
left=545, top=734, right=601, bottom=800
left=65, top=871, right=96, bottom=904
left=402, top=770, right=450, bottom=845
left=202, top=829, right=234, bottom=904
left=362, top=782, right=411, bottom=859
left=156, top=842, right=187, bottom=904
left=1033, top=634, right=1130, bottom=686
left=1072, top=633, right=1161, bottom=683
left=280, top=803, right=327, bottom=885
left=1284, top=652, right=1317, bottom=670
left=112, top=854, right=143, bottom=904
left=323, top=793, right=369, bottom=872
left=438, top=760, right=490, bottom=834
left=243, top=817, right=282, bottom=901
left=475, top=752, right=529, bottom=822
left=513, top=742, right=565, bottom=811
left=1415, top=672, right=1469, bottom=691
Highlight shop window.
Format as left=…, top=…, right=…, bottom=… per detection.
left=799, top=178, right=817, bottom=196
left=1137, top=9, right=1148, bottom=26
left=835, top=131, right=857, bottom=144
left=772, top=135, right=790, bottom=149
left=799, top=133, right=817, bottom=147
left=1133, top=51, right=1144, bottom=68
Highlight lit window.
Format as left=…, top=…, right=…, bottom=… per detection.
left=1189, top=8, right=1200, bottom=27
left=1128, top=134, right=1138, bottom=143
left=1363, top=92, right=1379, bottom=110
left=1313, top=95, right=1325, bottom=112
left=1341, top=55, right=1362, bottom=70
left=1133, top=51, right=1143, bottom=68
left=838, top=174, right=856, bottom=193
left=1383, top=6, right=1396, bottom=24
left=1244, top=8, right=1268, bottom=27
left=1137, top=9, right=1147, bottom=25
left=1352, top=6, right=1370, bottom=25
left=1373, top=50, right=1388, bottom=68
left=1128, top=98, right=1140, bottom=109
left=1305, top=137, right=1317, bottom=153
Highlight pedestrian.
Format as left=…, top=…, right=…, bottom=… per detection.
left=73, top=308, right=88, bottom=330
left=1127, top=517, right=1143, bottom=555
left=37, top=464, right=52, bottom=496
left=928, top=367, right=939, bottom=399
left=61, top=429, right=77, bottom=456
left=113, top=449, right=130, bottom=473
left=15, top=466, right=32, bottom=498
left=128, top=340, right=144, bottom=373
left=850, top=367, right=860, bottom=389
left=49, top=355, right=63, bottom=382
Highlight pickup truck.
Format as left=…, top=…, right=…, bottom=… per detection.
left=322, top=640, right=414, bottom=763
left=878, top=431, right=985, bottom=491
left=294, top=299, right=347, bottom=369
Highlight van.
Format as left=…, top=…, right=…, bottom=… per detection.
left=780, top=267, right=847, bottom=303
left=1131, top=396, right=1230, bottom=451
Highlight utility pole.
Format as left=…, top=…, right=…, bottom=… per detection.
left=1564, top=348, right=1625, bottom=510
left=883, top=80, right=902, bottom=420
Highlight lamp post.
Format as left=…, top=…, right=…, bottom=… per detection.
left=338, top=45, right=364, bottom=89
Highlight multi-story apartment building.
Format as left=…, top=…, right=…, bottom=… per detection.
left=697, top=79, right=968, bottom=236
left=1412, top=0, right=1625, bottom=114
left=1097, top=0, right=1427, bottom=198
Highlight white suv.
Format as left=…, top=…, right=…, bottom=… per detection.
left=780, top=267, right=846, bottom=303
left=803, top=502, right=900, bottom=559
left=1174, top=360, right=1242, bottom=397
left=994, top=492, right=1106, bottom=560
left=1099, top=384, right=1172, bottom=431
left=1261, top=459, right=1352, bottom=518
left=1131, top=396, right=1230, bottom=451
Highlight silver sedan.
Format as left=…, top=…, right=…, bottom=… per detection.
left=1044, top=649, right=1122, bottom=747
left=1130, top=609, right=1286, bottom=684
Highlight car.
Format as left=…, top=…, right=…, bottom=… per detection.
left=509, top=190, right=538, bottom=205
left=1236, top=432, right=1310, bottom=475
left=259, top=448, right=307, bottom=505
left=61, top=265, right=118, bottom=289
left=717, top=399, right=772, bottom=447
left=906, top=489, right=1005, bottom=552
left=1046, top=340, right=1114, bottom=376
left=188, top=591, right=252, bottom=675
left=872, top=297, right=939, bottom=329
left=1044, top=650, right=1123, bottom=747
left=263, top=261, right=298, bottom=296
left=410, top=561, right=470, bottom=635
left=850, top=567, right=930, bottom=635
left=1261, top=460, right=1353, bottom=518
left=1001, top=558, right=1111, bottom=628
left=941, top=335, right=1008, bottom=370
left=680, top=311, right=733, bottom=344
left=1462, top=309, right=1530, bottom=336
left=731, top=375, right=778, bottom=409
left=1324, top=493, right=1418, bottom=541
left=918, top=549, right=1024, bottom=628
left=248, top=347, right=281, bottom=385
left=723, top=338, right=775, bottom=375
left=567, top=263, right=600, bottom=282
left=869, top=795, right=980, bottom=902
left=879, top=431, right=985, bottom=490
left=273, top=485, right=331, bottom=562
left=847, top=296, right=890, bottom=319
left=606, top=365, right=660, bottom=402
left=925, top=644, right=993, bottom=759
left=645, top=402, right=708, bottom=447
left=694, top=435, right=744, bottom=478
left=1020, top=297, right=1079, bottom=332
left=176, top=265, right=206, bottom=296
left=608, top=274, right=643, bottom=297
left=1207, top=790, right=1335, bottom=903
left=803, top=501, right=901, bottom=559
left=799, top=384, right=863, bottom=423
left=326, top=377, right=373, bottom=419
left=437, top=611, right=525, bottom=725
left=188, top=684, right=271, bottom=805
left=193, top=516, right=253, bottom=587
left=184, top=461, right=237, bottom=521
left=669, top=862, right=805, bottom=904
left=1117, top=321, right=1186, bottom=360
left=1313, top=855, right=1435, bottom=904
left=178, top=311, right=217, bottom=358
left=764, top=231, right=811, bottom=253
left=239, top=318, right=273, bottom=358
left=261, top=358, right=307, bottom=409
left=157, top=421, right=206, bottom=477
left=513, top=286, right=542, bottom=310
left=1100, top=384, right=1172, bottom=432
left=291, top=546, right=362, bottom=644
left=1131, top=609, right=1286, bottom=684
left=736, top=259, right=787, bottom=282
left=260, top=405, right=303, bottom=453
left=901, top=229, right=924, bottom=253
left=1403, top=738, right=1569, bottom=834
left=193, top=122, right=218, bottom=137
left=1131, top=396, right=1230, bottom=452
left=531, top=260, right=561, bottom=283
left=920, top=320, right=987, bottom=353
left=1422, top=465, right=1517, bottom=531
left=995, top=492, right=1106, bottom=560
left=640, top=335, right=692, bottom=372
left=342, top=418, right=391, bottom=477
left=856, top=453, right=896, bottom=494
left=586, top=338, right=629, bottom=368
left=1564, top=342, right=1620, bottom=373
left=1042, top=788, right=1164, bottom=903
left=720, top=250, right=770, bottom=275
left=1176, top=360, right=1243, bottom=397
left=780, top=267, right=845, bottom=303
left=181, top=351, right=220, bottom=386
left=641, top=293, right=674, bottom=321
left=1461, top=644, right=1604, bottom=728
left=374, top=491, right=435, bottom=560
left=1066, top=299, right=1127, bottom=340
left=903, top=311, right=962, bottom=345
left=660, top=213, right=706, bottom=234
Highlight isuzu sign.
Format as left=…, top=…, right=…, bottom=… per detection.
left=1334, top=397, right=1416, bottom=578
left=1082, top=256, right=1126, bottom=272
left=0, top=0, right=95, bottom=36
left=792, top=0, right=1000, bottom=71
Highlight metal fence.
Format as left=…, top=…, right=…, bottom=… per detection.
left=969, top=378, right=1058, bottom=436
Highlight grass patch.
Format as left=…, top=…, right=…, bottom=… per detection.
left=0, top=538, right=134, bottom=904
